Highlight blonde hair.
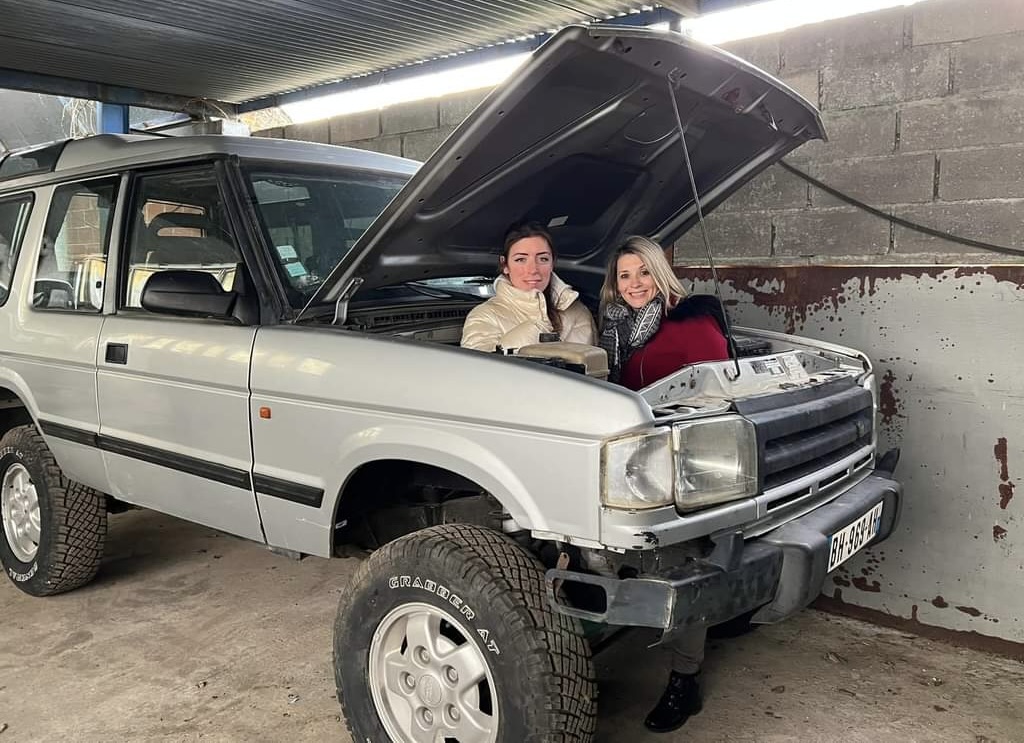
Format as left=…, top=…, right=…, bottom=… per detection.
left=599, top=236, right=688, bottom=318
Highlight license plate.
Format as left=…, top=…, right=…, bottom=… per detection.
left=827, top=502, right=884, bottom=572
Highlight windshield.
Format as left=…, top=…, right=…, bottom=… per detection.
left=247, top=167, right=409, bottom=308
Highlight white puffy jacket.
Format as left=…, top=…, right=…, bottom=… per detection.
left=460, top=274, right=597, bottom=352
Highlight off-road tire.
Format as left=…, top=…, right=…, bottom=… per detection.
left=0, top=424, right=106, bottom=596
left=334, top=523, right=598, bottom=742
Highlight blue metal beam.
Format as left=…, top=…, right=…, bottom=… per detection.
left=238, top=7, right=681, bottom=113
left=97, top=103, right=129, bottom=134
left=0, top=67, right=237, bottom=119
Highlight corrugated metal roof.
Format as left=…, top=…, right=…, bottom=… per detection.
left=0, top=0, right=656, bottom=108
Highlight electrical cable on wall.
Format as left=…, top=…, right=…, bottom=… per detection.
left=778, top=160, right=1024, bottom=259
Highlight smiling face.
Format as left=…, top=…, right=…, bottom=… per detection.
left=615, top=252, right=658, bottom=309
left=501, top=235, right=554, bottom=292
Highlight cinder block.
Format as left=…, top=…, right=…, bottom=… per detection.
left=329, top=111, right=381, bottom=143
left=780, top=69, right=819, bottom=107
left=402, top=128, right=456, bottom=161
left=254, top=127, right=285, bottom=139
left=284, top=119, right=329, bottom=144
left=912, top=0, right=1024, bottom=45
left=781, top=7, right=907, bottom=70
left=722, top=34, right=781, bottom=74
left=719, top=164, right=808, bottom=212
left=893, top=200, right=1024, bottom=253
left=953, top=32, right=1024, bottom=95
left=901, top=92, right=1024, bottom=151
left=773, top=208, right=890, bottom=256
left=820, top=46, right=949, bottom=110
left=808, top=153, right=935, bottom=207
left=382, top=100, right=439, bottom=135
left=673, top=212, right=772, bottom=262
left=939, top=147, right=1024, bottom=201
left=790, top=106, right=897, bottom=162
left=440, top=88, right=492, bottom=127
left=349, top=136, right=403, bottom=157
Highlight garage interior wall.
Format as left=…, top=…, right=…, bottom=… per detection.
left=257, top=0, right=1024, bottom=652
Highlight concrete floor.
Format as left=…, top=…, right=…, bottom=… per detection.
left=1, top=510, right=1021, bottom=742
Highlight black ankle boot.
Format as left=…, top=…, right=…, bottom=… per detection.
left=644, top=670, right=703, bottom=733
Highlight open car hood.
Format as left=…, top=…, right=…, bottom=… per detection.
left=310, top=25, right=824, bottom=305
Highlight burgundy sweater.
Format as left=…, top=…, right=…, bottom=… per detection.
left=620, top=297, right=730, bottom=391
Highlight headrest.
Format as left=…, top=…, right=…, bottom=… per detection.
left=149, top=211, right=214, bottom=235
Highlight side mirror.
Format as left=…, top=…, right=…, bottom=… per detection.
left=33, top=278, right=76, bottom=309
left=141, top=270, right=235, bottom=319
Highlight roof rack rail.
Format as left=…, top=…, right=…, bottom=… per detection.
left=0, top=139, right=71, bottom=183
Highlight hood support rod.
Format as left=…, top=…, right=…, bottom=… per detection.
left=666, top=69, right=742, bottom=381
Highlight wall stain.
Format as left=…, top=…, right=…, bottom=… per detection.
left=679, top=265, right=1024, bottom=334
left=994, top=437, right=1015, bottom=510
left=995, top=437, right=1009, bottom=482
left=852, top=576, right=881, bottom=593
left=833, top=575, right=851, bottom=587
left=993, top=525, right=1008, bottom=542
left=878, top=369, right=904, bottom=426
left=932, top=596, right=948, bottom=608
left=956, top=606, right=983, bottom=618
left=816, top=596, right=1024, bottom=661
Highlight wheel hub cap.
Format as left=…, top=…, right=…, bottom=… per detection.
left=1, top=463, right=41, bottom=563
left=369, top=601, right=498, bottom=743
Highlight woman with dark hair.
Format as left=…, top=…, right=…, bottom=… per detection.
left=460, top=221, right=596, bottom=351
left=599, top=235, right=731, bottom=733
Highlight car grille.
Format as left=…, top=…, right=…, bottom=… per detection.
left=734, top=377, right=874, bottom=495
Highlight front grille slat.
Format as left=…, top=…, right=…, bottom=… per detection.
left=763, top=410, right=872, bottom=475
left=743, top=381, right=874, bottom=494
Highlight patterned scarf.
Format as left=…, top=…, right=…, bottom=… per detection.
left=599, top=294, right=665, bottom=383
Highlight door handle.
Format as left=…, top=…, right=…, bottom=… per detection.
left=105, top=343, right=128, bottom=365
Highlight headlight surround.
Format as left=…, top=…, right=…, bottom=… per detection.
left=673, top=416, right=758, bottom=511
left=601, top=429, right=673, bottom=510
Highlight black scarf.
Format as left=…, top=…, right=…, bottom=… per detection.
left=599, top=294, right=665, bottom=383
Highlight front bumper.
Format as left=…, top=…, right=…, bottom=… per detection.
left=545, top=471, right=902, bottom=631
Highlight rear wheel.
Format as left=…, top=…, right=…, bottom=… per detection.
left=0, top=424, right=106, bottom=595
left=334, top=523, right=597, bottom=742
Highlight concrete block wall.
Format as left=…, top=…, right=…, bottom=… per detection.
left=256, top=88, right=488, bottom=162
left=676, top=0, right=1024, bottom=266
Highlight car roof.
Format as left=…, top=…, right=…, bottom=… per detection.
left=0, top=134, right=420, bottom=194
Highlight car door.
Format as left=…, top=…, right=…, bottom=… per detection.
left=95, top=164, right=263, bottom=541
left=18, top=178, right=117, bottom=492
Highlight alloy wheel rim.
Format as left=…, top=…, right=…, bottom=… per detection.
left=368, top=601, right=498, bottom=743
left=1, top=463, right=41, bottom=563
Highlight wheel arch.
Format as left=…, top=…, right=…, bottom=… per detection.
left=327, top=430, right=544, bottom=547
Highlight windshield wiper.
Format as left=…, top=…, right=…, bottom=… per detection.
left=399, top=281, right=481, bottom=300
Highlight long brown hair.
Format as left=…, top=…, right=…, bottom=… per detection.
left=501, top=220, right=562, bottom=335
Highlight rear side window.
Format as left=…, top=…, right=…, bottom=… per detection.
left=0, top=195, right=33, bottom=306
left=34, top=179, right=118, bottom=312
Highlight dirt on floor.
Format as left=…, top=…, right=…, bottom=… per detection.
left=0, top=509, right=1021, bottom=742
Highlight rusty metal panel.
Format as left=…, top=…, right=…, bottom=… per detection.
left=684, top=264, right=1024, bottom=647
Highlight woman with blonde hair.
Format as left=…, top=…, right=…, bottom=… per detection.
left=598, top=235, right=729, bottom=390
left=599, top=236, right=732, bottom=733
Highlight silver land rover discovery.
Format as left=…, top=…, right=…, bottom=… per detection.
left=0, top=25, right=901, bottom=743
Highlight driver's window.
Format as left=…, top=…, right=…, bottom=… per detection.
left=121, top=167, right=242, bottom=309
left=34, top=179, right=117, bottom=312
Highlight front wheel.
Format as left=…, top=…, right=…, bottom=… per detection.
left=0, top=424, right=107, bottom=595
left=334, top=523, right=597, bottom=742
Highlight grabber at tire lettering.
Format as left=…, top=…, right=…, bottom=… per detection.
left=333, top=523, right=598, bottom=742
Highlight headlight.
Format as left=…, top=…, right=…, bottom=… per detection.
left=601, top=429, right=673, bottom=510
left=673, top=416, right=758, bottom=511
